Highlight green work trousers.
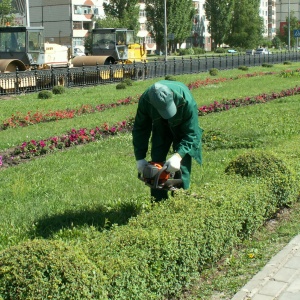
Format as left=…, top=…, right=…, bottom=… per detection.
left=150, top=123, right=192, bottom=202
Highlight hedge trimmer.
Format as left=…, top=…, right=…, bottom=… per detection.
left=138, top=162, right=183, bottom=191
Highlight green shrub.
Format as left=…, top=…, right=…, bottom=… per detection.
left=225, top=150, right=290, bottom=177
left=215, top=47, right=226, bottom=53
left=193, top=47, right=206, bottom=55
left=238, top=65, right=249, bottom=71
left=279, top=70, right=293, bottom=78
left=116, top=82, right=126, bottom=89
left=52, top=85, right=66, bottom=94
left=0, top=239, right=107, bottom=299
left=37, top=90, right=52, bottom=99
left=283, top=61, right=292, bottom=65
left=0, top=171, right=296, bottom=299
left=209, top=68, right=219, bottom=76
left=165, top=75, right=177, bottom=81
left=178, top=48, right=194, bottom=56
left=225, top=150, right=298, bottom=211
left=122, top=78, right=133, bottom=86
left=262, top=63, right=273, bottom=68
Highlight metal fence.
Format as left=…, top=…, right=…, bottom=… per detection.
left=1, top=51, right=299, bottom=96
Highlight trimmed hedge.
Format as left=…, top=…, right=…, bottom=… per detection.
left=37, top=90, right=52, bottom=99
left=0, top=152, right=298, bottom=299
left=52, top=85, right=66, bottom=94
left=225, top=150, right=297, bottom=210
left=0, top=239, right=107, bottom=299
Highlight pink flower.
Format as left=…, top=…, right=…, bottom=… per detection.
left=39, top=140, right=46, bottom=148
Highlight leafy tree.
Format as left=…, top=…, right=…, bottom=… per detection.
left=0, top=0, right=15, bottom=26
left=100, top=0, right=140, bottom=32
left=145, top=0, right=195, bottom=53
left=272, top=36, right=283, bottom=49
left=94, top=16, right=122, bottom=29
left=204, top=0, right=234, bottom=49
left=226, top=0, right=263, bottom=49
left=277, top=11, right=300, bottom=49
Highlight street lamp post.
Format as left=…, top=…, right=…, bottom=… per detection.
left=164, top=0, right=167, bottom=60
left=25, top=0, right=30, bottom=26
left=288, top=0, right=290, bottom=50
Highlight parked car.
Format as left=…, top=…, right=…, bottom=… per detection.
left=255, top=48, right=271, bottom=55
left=227, top=49, right=237, bottom=53
left=246, top=49, right=255, bottom=55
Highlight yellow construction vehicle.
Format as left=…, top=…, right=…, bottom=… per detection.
left=72, top=28, right=147, bottom=78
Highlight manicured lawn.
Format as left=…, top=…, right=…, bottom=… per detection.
left=0, top=62, right=299, bottom=299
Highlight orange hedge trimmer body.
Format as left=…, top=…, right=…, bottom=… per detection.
left=138, top=162, right=183, bottom=191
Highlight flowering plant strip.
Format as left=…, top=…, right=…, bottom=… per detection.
left=0, top=83, right=299, bottom=169
left=0, top=71, right=278, bottom=131
left=0, top=95, right=139, bottom=130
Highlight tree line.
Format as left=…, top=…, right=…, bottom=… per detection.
left=97, top=0, right=299, bottom=51
left=2, top=0, right=299, bottom=52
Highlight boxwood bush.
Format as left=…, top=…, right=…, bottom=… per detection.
left=1, top=166, right=297, bottom=299
left=37, top=90, right=52, bottom=99
left=0, top=239, right=107, bottom=299
left=52, top=85, right=66, bottom=94
left=225, top=150, right=298, bottom=212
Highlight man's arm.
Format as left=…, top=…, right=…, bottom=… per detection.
left=132, top=98, right=152, bottom=160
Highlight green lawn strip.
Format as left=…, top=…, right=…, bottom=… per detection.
left=1, top=86, right=299, bottom=166
left=0, top=134, right=146, bottom=251
left=0, top=67, right=298, bottom=129
left=0, top=62, right=299, bottom=121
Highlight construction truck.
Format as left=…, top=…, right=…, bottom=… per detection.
left=72, top=28, right=147, bottom=69
left=0, top=26, right=69, bottom=92
left=0, top=26, right=69, bottom=72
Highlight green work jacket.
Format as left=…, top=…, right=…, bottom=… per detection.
left=132, top=80, right=202, bottom=164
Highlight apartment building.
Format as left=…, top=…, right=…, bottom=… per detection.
left=260, top=0, right=276, bottom=39
left=276, top=0, right=300, bottom=36
left=136, top=1, right=156, bottom=53
left=14, top=0, right=106, bottom=51
left=191, top=0, right=211, bottom=51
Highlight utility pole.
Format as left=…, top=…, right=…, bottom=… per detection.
left=25, top=0, right=30, bottom=27
left=288, top=0, right=290, bottom=50
left=164, top=0, right=167, bottom=60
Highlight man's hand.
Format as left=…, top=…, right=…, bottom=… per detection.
left=164, top=153, right=182, bottom=172
left=136, top=159, right=148, bottom=174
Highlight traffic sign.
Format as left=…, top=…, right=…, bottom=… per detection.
left=293, top=29, right=300, bottom=37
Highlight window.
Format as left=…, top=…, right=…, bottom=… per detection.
left=83, top=22, right=90, bottom=30
left=73, top=22, right=82, bottom=30
left=139, top=10, right=146, bottom=17
left=74, top=5, right=92, bottom=14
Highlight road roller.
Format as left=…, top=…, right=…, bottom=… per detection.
left=0, top=26, right=69, bottom=73
left=72, top=28, right=147, bottom=72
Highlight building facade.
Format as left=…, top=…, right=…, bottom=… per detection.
left=191, top=0, right=211, bottom=51
left=260, top=0, right=277, bottom=39
left=276, top=0, right=300, bottom=38
left=15, top=0, right=106, bottom=52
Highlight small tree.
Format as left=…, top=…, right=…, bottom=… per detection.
left=0, top=0, right=15, bottom=26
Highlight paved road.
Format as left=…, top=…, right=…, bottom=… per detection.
left=231, top=235, right=300, bottom=299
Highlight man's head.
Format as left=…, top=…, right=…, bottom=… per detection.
left=148, top=82, right=177, bottom=119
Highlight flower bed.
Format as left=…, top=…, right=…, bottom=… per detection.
left=0, top=71, right=278, bottom=131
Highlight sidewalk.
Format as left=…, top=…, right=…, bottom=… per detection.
left=231, top=235, right=300, bottom=300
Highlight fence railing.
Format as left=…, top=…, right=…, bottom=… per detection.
left=0, top=51, right=299, bottom=96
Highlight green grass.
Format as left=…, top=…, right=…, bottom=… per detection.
left=0, top=62, right=300, bottom=298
